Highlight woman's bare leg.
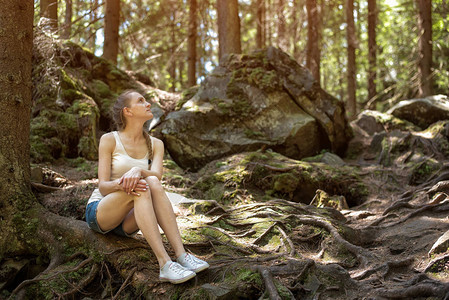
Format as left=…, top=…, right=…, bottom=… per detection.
left=145, top=176, right=186, bottom=258
left=96, top=191, right=171, bottom=267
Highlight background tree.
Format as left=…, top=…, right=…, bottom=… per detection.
left=256, top=0, right=265, bottom=49
left=416, top=0, right=433, bottom=97
left=103, top=0, right=120, bottom=64
left=306, top=0, right=321, bottom=82
left=346, top=0, right=357, bottom=118
left=61, top=0, right=72, bottom=39
left=40, top=0, right=58, bottom=31
left=217, top=0, right=242, bottom=61
left=187, top=0, right=198, bottom=87
left=367, top=0, right=377, bottom=106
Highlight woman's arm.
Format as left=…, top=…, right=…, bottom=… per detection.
left=118, top=137, right=164, bottom=193
left=97, top=133, right=123, bottom=196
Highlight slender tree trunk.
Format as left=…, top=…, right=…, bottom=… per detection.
left=40, top=0, right=58, bottom=32
left=103, top=0, right=120, bottom=64
left=346, top=0, right=357, bottom=118
left=170, top=11, right=177, bottom=92
left=416, top=0, right=433, bottom=97
left=367, top=0, right=377, bottom=105
left=291, top=0, right=300, bottom=59
left=62, top=0, right=73, bottom=39
left=267, top=0, right=272, bottom=45
left=217, top=0, right=242, bottom=61
left=256, top=0, right=265, bottom=48
left=89, top=0, right=99, bottom=52
left=306, top=0, right=320, bottom=82
left=0, top=0, right=34, bottom=255
left=277, top=0, right=287, bottom=51
left=187, top=0, right=198, bottom=87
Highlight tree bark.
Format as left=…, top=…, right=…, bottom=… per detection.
left=367, top=0, right=377, bottom=105
left=346, top=0, right=357, bottom=118
left=277, top=0, right=287, bottom=51
left=306, top=0, right=321, bottom=82
left=217, top=0, right=242, bottom=62
left=416, top=0, right=433, bottom=97
left=103, top=0, right=120, bottom=64
left=40, top=0, right=58, bottom=32
left=187, top=0, right=198, bottom=87
left=0, top=0, right=34, bottom=257
left=256, top=0, right=265, bottom=49
left=62, top=0, right=73, bottom=39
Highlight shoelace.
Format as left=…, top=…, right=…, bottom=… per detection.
left=184, top=254, right=201, bottom=266
left=169, top=262, right=189, bottom=275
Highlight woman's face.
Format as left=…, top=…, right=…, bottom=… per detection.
left=126, top=92, right=153, bottom=120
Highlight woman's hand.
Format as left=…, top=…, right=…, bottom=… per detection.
left=119, top=167, right=145, bottom=195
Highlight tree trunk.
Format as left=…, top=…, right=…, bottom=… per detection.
left=306, top=0, right=321, bottom=82
left=61, top=0, right=73, bottom=39
left=187, top=0, right=198, bottom=87
left=217, top=0, right=242, bottom=61
left=256, top=0, right=265, bottom=49
left=367, top=0, right=377, bottom=105
left=0, top=0, right=34, bottom=258
left=346, top=0, right=357, bottom=118
left=103, top=0, right=120, bottom=64
left=40, top=0, right=58, bottom=32
left=416, top=0, right=433, bottom=97
left=89, top=0, right=99, bottom=52
left=277, top=0, right=287, bottom=51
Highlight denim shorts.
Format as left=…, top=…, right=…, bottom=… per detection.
left=85, top=200, right=137, bottom=237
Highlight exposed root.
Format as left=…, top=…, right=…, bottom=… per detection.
left=382, top=200, right=415, bottom=215
left=352, top=258, right=414, bottom=280
left=290, top=215, right=374, bottom=267
left=424, top=253, right=449, bottom=273
left=376, top=281, right=449, bottom=299
left=58, top=262, right=99, bottom=298
left=253, top=222, right=279, bottom=245
left=254, top=266, right=282, bottom=300
left=277, top=226, right=296, bottom=257
left=10, top=257, right=94, bottom=298
left=112, top=267, right=136, bottom=300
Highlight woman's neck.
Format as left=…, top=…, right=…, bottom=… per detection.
left=119, top=122, right=145, bottom=141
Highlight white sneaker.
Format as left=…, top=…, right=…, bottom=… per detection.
left=177, top=253, right=210, bottom=273
left=159, top=261, right=196, bottom=284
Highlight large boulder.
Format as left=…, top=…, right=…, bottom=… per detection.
left=160, top=47, right=352, bottom=171
left=387, top=95, right=449, bottom=129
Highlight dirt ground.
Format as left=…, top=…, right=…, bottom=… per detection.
left=29, top=140, right=449, bottom=300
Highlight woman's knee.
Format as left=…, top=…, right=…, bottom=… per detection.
left=145, top=176, right=164, bottom=192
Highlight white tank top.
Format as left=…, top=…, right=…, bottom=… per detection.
left=110, top=131, right=151, bottom=180
left=87, top=131, right=153, bottom=204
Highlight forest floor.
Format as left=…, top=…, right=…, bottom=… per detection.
left=31, top=137, right=449, bottom=299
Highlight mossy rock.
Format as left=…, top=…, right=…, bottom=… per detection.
left=189, top=151, right=368, bottom=207
left=409, top=158, right=441, bottom=185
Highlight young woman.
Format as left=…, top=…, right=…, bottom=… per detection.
left=85, top=90, right=209, bottom=284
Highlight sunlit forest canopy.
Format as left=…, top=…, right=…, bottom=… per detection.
left=34, top=0, right=448, bottom=110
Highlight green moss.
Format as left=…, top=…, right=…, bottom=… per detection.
left=30, top=115, right=58, bottom=138
left=234, top=268, right=263, bottom=287
left=409, top=158, right=440, bottom=185
left=272, top=173, right=298, bottom=194
left=61, top=89, right=83, bottom=102
left=177, top=86, right=199, bottom=110
left=77, top=136, right=97, bottom=160
left=59, top=69, right=78, bottom=90
left=92, top=79, right=112, bottom=98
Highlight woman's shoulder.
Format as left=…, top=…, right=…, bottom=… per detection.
left=99, top=132, right=117, bottom=149
left=151, top=136, right=164, bottom=147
